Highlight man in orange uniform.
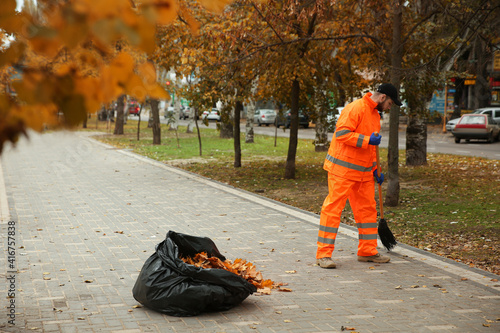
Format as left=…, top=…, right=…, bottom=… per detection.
left=316, top=83, right=402, bottom=269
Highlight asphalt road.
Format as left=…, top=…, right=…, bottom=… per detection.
left=138, top=115, right=500, bottom=160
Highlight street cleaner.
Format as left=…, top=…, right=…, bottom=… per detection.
left=316, top=83, right=402, bottom=269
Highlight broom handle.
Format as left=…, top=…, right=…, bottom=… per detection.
left=375, top=134, right=384, bottom=219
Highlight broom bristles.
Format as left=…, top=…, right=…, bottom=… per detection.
left=378, top=218, right=397, bottom=251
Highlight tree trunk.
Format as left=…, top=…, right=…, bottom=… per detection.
left=113, top=94, right=125, bottom=135
left=186, top=121, right=194, bottom=133
left=169, top=99, right=181, bottom=131
left=285, top=79, right=300, bottom=179
left=245, top=99, right=255, bottom=143
left=220, top=104, right=233, bottom=139
left=137, top=103, right=143, bottom=141
left=385, top=0, right=404, bottom=207
left=313, top=98, right=329, bottom=152
left=234, top=101, right=242, bottom=167
left=150, top=98, right=161, bottom=145
left=406, top=114, right=427, bottom=166
left=194, top=107, right=202, bottom=156
left=453, top=79, right=464, bottom=119
left=186, top=105, right=194, bottom=133
left=472, top=37, right=490, bottom=109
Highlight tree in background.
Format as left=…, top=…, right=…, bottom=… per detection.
left=0, top=0, right=233, bottom=153
left=2, top=0, right=498, bottom=194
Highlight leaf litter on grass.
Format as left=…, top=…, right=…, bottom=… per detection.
left=91, top=123, right=500, bottom=275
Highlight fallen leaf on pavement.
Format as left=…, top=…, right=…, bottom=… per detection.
left=257, top=287, right=271, bottom=295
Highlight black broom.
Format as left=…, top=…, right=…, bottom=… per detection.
left=375, top=143, right=397, bottom=251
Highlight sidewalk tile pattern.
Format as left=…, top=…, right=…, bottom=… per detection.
left=0, top=131, right=498, bottom=332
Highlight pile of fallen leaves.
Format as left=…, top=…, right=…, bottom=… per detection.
left=180, top=252, right=290, bottom=294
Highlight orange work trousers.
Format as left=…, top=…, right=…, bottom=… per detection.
left=316, top=173, right=379, bottom=258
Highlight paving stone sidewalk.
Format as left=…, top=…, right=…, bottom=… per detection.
left=0, top=131, right=499, bottom=333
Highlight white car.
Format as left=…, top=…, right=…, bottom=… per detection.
left=254, top=109, right=276, bottom=126
left=445, top=117, right=460, bottom=132
left=472, top=107, right=500, bottom=125
left=202, top=108, right=221, bottom=121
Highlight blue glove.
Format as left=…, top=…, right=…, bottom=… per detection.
left=369, top=132, right=382, bottom=145
left=373, top=169, right=384, bottom=185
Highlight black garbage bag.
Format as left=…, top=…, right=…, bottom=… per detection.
left=132, top=230, right=257, bottom=316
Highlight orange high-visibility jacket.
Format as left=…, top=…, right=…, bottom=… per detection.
left=324, top=93, right=381, bottom=182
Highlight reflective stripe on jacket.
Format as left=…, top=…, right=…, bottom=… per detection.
left=323, top=93, right=381, bottom=182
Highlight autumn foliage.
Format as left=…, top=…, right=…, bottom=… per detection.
left=0, top=0, right=232, bottom=153
left=181, top=252, right=290, bottom=294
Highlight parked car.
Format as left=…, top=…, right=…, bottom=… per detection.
left=445, top=117, right=461, bottom=132
left=254, top=109, right=276, bottom=126
left=276, top=110, right=310, bottom=128
left=326, top=107, right=344, bottom=131
left=472, top=107, right=500, bottom=125
left=452, top=114, right=500, bottom=143
left=128, top=102, right=140, bottom=116
left=202, top=108, right=221, bottom=121
left=179, top=107, right=190, bottom=120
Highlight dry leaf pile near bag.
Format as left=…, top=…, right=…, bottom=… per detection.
left=181, top=252, right=291, bottom=294
left=133, top=231, right=291, bottom=317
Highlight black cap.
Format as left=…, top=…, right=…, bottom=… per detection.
left=377, top=83, right=402, bottom=106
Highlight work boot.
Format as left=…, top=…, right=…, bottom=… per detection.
left=357, top=253, right=390, bottom=263
left=316, top=257, right=336, bottom=269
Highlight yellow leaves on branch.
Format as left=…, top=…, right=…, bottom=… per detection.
left=0, top=0, right=235, bottom=153
left=180, top=252, right=289, bottom=294
left=198, top=0, right=233, bottom=13
left=140, top=0, right=179, bottom=26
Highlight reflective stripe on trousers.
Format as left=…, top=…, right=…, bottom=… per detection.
left=316, top=174, right=378, bottom=258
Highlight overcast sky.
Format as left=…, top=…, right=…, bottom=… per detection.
left=16, top=0, right=25, bottom=11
